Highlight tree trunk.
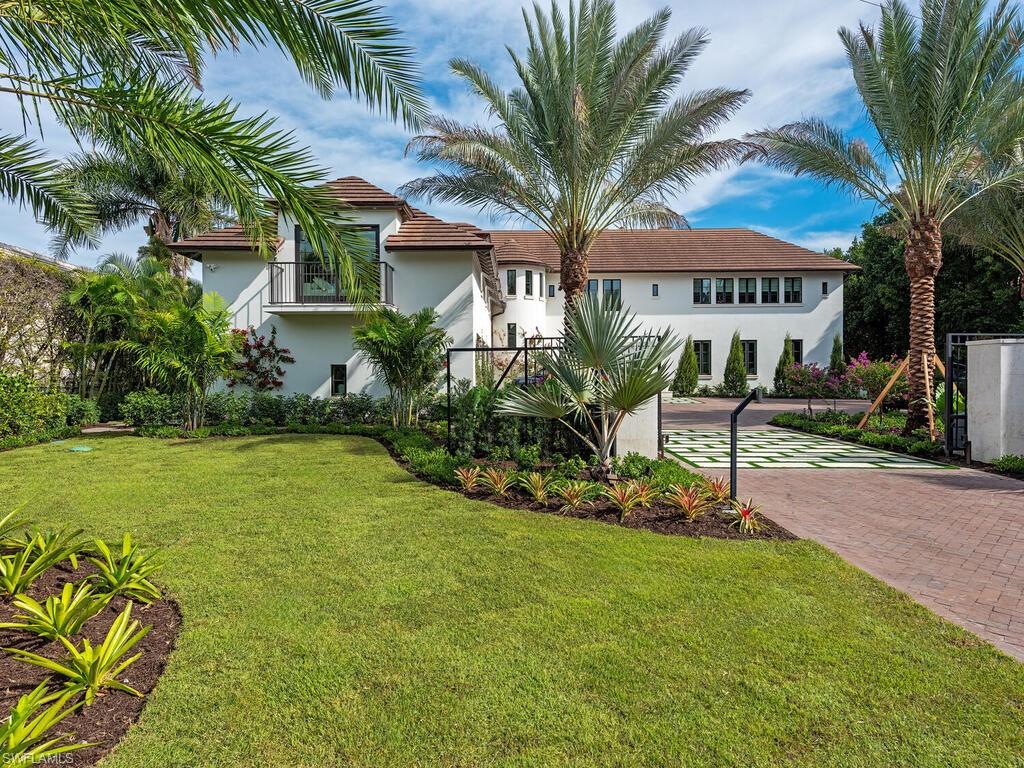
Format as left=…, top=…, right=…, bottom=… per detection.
left=559, top=248, right=590, bottom=306
left=904, top=216, right=943, bottom=432
left=151, top=211, right=190, bottom=280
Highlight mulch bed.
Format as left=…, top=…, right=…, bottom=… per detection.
left=0, top=560, right=181, bottom=766
left=474, top=491, right=797, bottom=541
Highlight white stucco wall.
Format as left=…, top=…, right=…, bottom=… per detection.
left=491, top=270, right=845, bottom=390
left=966, top=338, right=1024, bottom=463
left=494, top=263, right=549, bottom=345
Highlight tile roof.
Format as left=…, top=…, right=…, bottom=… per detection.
left=487, top=229, right=857, bottom=272
left=384, top=209, right=491, bottom=250
left=320, top=176, right=410, bottom=212
left=168, top=225, right=281, bottom=253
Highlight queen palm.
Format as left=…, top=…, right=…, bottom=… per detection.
left=748, top=0, right=1024, bottom=430
left=400, top=0, right=750, bottom=303
left=2, top=0, right=426, bottom=289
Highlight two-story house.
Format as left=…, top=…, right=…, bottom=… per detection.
left=170, top=176, right=856, bottom=397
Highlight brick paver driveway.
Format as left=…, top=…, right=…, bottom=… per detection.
left=663, top=398, right=1024, bottom=660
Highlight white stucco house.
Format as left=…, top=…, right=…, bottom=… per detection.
left=170, top=176, right=857, bottom=397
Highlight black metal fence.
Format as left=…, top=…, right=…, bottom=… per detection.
left=944, top=332, right=1024, bottom=457
left=268, top=260, right=394, bottom=305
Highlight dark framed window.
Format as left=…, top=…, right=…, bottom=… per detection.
left=784, top=277, right=803, bottom=303
left=295, top=225, right=378, bottom=303
left=548, top=283, right=555, bottom=298
left=330, top=364, right=347, bottom=396
left=741, top=340, right=757, bottom=376
left=586, top=279, right=598, bottom=299
left=652, top=283, right=659, bottom=297
left=507, top=323, right=517, bottom=345
left=694, top=340, right=712, bottom=377
left=538, top=272, right=544, bottom=297
left=506, top=269, right=516, bottom=295
left=525, top=270, right=533, bottom=296
left=792, top=339, right=804, bottom=365
left=602, top=278, right=621, bottom=310
left=296, top=224, right=379, bottom=262
left=761, top=277, right=779, bottom=304
left=716, top=278, right=734, bottom=304
left=738, top=278, right=757, bottom=304
left=822, top=280, right=829, bottom=296
left=693, top=278, right=712, bottom=305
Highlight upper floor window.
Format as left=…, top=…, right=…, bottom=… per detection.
left=791, top=339, right=804, bottom=365
left=761, top=277, right=779, bottom=304
left=548, top=283, right=556, bottom=298
left=693, top=278, right=712, bottom=305
left=538, top=272, right=544, bottom=298
left=738, top=278, right=757, bottom=304
left=586, top=279, right=599, bottom=299
left=296, top=225, right=379, bottom=262
left=652, top=283, right=659, bottom=297
left=506, top=269, right=516, bottom=296
left=784, top=277, right=803, bottom=304
left=822, top=280, right=829, bottom=296
left=741, top=340, right=757, bottom=376
left=525, top=269, right=534, bottom=296
left=694, top=340, right=712, bottom=377
left=716, top=278, right=734, bottom=304
left=603, top=279, right=622, bottom=311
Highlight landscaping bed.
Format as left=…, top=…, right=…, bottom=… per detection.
left=769, top=410, right=945, bottom=458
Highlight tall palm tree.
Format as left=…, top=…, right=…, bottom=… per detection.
left=53, top=152, right=234, bottom=278
left=400, top=0, right=750, bottom=303
left=748, top=0, right=1024, bottom=430
left=951, top=185, right=1024, bottom=281
left=2, top=0, right=426, bottom=290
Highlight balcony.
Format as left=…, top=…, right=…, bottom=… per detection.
left=267, top=260, right=394, bottom=312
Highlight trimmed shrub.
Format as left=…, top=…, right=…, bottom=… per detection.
left=63, top=395, right=100, bottom=426
left=671, top=336, right=699, bottom=397
left=722, top=332, right=749, bottom=397
left=774, top=334, right=795, bottom=395
left=0, top=373, right=67, bottom=438
left=993, top=454, right=1024, bottom=474
left=120, top=390, right=177, bottom=426
left=829, top=333, right=845, bottom=377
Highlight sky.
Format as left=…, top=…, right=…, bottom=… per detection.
left=0, top=0, right=885, bottom=269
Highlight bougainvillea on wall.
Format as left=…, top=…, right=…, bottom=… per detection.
left=227, top=325, right=295, bottom=391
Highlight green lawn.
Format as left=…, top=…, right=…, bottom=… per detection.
left=1, top=435, right=1021, bottom=767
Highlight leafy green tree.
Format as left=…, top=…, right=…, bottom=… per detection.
left=353, top=308, right=451, bottom=427
left=496, top=296, right=679, bottom=478
left=722, top=331, right=748, bottom=397
left=401, top=0, right=749, bottom=304
left=829, top=334, right=844, bottom=377
left=672, top=336, right=699, bottom=397
left=774, top=333, right=795, bottom=394
left=2, top=0, right=425, bottom=293
left=749, top=0, right=1024, bottom=429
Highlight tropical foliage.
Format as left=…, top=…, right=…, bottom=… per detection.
left=88, top=534, right=163, bottom=604
left=749, top=0, right=1024, bottom=429
left=401, top=0, right=749, bottom=302
left=497, top=296, right=678, bottom=477
left=353, top=308, right=450, bottom=427
left=0, top=683, right=91, bottom=763
left=0, top=582, right=107, bottom=642
left=227, top=325, right=295, bottom=392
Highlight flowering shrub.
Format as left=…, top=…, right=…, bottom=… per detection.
left=228, top=325, right=295, bottom=391
left=783, top=363, right=841, bottom=415
left=845, top=353, right=907, bottom=407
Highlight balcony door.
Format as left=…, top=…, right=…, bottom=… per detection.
left=295, top=225, right=379, bottom=303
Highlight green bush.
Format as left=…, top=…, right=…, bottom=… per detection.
left=0, top=373, right=67, bottom=438
left=993, top=454, right=1024, bottom=474
left=62, top=395, right=100, bottom=426
left=722, top=331, right=749, bottom=397
left=0, top=427, right=78, bottom=452
left=611, top=451, right=700, bottom=491
left=829, top=333, right=845, bottom=377
left=671, top=336, right=699, bottom=397
left=774, top=334, right=795, bottom=394
left=120, top=390, right=177, bottom=426
left=401, top=446, right=460, bottom=486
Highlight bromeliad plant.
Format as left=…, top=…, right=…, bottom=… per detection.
left=603, top=481, right=643, bottom=523
left=0, top=582, right=107, bottom=642
left=498, top=296, right=679, bottom=479
left=88, top=534, right=162, bottom=603
left=554, top=480, right=595, bottom=515
left=517, top=472, right=553, bottom=506
left=701, top=476, right=731, bottom=505
left=6, top=603, right=152, bottom=705
left=663, top=485, right=711, bottom=522
left=454, top=466, right=483, bottom=492
left=0, top=539, right=82, bottom=598
left=729, top=499, right=764, bottom=535
left=0, top=682, right=92, bottom=763
left=480, top=468, right=516, bottom=498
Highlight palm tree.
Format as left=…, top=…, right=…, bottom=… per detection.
left=2, top=0, right=426, bottom=290
left=53, top=152, right=234, bottom=278
left=497, top=296, right=679, bottom=479
left=747, top=0, right=1024, bottom=430
left=951, top=185, right=1024, bottom=281
left=353, top=308, right=451, bottom=427
left=400, top=0, right=750, bottom=303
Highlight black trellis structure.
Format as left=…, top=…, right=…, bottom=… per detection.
left=944, top=332, right=1024, bottom=458
left=445, top=335, right=664, bottom=455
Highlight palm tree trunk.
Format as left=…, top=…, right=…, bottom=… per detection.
left=151, top=211, right=189, bottom=280
left=904, top=216, right=943, bottom=432
left=560, top=248, right=590, bottom=305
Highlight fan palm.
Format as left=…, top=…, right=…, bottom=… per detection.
left=400, top=0, right=750, bottom=303
left=53, top=151, right=234, bottom=278
left=497, top=295, right=679, bottom=478
left=353, top=308, right=451, bottom=427
left=1, top=0, right=426, bottom=292
left=747, top=0, right=1024, bottom=429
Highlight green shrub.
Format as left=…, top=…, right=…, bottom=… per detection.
left=672, top=336, right=699, bottom=397
left=249, top=392, right=288, bottom=426
left=0, top=426, right=78, bottom=452
left=829, top=333, right=845, bottom=377
left=514, top=444, right=542, bottom=470
left=611, top=452, right=700, bottom=491
left=0, top=373, right=67, bottom=438
left=403, top=446, right=460, bottom=486
left=0, top=582, right=106, bottom=642
left=136, top=425, right=185, bottom=438
left=120, top=389, right=177, bottom=426
left=62, top=395, right=100, bottom=426
left=0, top=682, right=91, bottom=762
left=722, top=331, right=749, bottom=397
left=774, top=333, right=795, bottom=394
left=88, top=534, right=162, bottom=603
left=994, top=454, right=1024, bottom=474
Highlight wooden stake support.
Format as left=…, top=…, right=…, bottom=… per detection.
left=856, top=352, right=946, bottom=440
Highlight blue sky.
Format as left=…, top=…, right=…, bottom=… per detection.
left=0, top=0, right=884, bottom=268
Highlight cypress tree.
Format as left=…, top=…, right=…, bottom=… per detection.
left=774, top=333, right=795, bottom=394
left=723, top=331, right=749, bottom=396
left=671, top=335, right=699, bottom=396
left=829, top=333, right=845, bottom=376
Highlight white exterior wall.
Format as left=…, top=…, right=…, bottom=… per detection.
left=966, top=338, right=1024, bottom=463
left=494, top=263, right=549, bottom=345
left=491, top=270, right=845, bottom=390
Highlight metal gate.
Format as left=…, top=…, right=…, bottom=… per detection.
left=944, top=333, right=1024, bottom=457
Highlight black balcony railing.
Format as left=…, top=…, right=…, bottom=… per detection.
left=268, top=260, right=394, bottom=305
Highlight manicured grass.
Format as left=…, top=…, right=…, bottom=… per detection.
left=1, top=434, right=1021, bottom=767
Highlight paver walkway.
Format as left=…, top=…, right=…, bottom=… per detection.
left=662, top=400, right=1024, bottom=660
